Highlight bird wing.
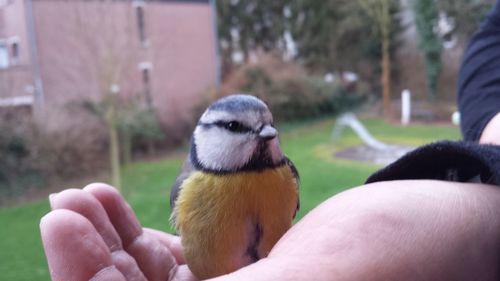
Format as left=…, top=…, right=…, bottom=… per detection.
left=285, top=156, right=300, bottom=219
left=170, top=155, right=196, bottom=211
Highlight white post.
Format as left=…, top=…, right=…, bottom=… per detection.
left=452, top=112, right=460, bottom=126
left=401, top=89, right=411, bottom=126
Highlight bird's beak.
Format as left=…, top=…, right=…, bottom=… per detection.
left=258, top=125, right=278, bottom=140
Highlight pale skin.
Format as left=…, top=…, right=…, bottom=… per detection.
left=40, top=115, right=500, bottom=281
left=480, top=113, right=500, bottom=145
left=42, top=180, right=500, bottom=281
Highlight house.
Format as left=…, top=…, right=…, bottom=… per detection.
left=0, top=0, right=219, bottom=133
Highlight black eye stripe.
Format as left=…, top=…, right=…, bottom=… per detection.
left=201, top=121, right=251, bottom=133
left=222, top=121, right=252, bottom=133
left=198, top=120, right=255, bottom=133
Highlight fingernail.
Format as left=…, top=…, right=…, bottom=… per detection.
left=48, top=193, right=57, bottom=209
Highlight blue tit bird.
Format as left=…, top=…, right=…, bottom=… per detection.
left=170, top=94, right=300, bottom=279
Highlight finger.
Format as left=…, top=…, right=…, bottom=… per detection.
left=50, top=188, right=122, bottom=251
left=170, top=265, right=199, bottom=281
left=40, top=209, right=126, bottom=281
left=50, top=187, right=147, bottom=281
left=85, top=183, right=183, bottom=281
left=144, top=228, right=186, bottom=264
left=83, top=183, right=142, bottom=246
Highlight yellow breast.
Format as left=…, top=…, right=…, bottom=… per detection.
left=173, top=165, right=298, bottom=279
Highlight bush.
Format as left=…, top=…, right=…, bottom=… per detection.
left=221, top=56, right=366, bottom=121
left=0, top=108, right=107, bottom=199
left=0, top=121, right=43, bottom=197
left=0, top=96, right=168, bottom=200
left=82, top=96, right=164, bottom=160
left=0, top=110, right=47, bottom=197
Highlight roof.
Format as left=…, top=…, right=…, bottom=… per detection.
left=32, top=0, right=210, bottom=3
left=156, top=0, right=209, bottom=3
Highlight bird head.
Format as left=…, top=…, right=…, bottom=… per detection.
left=190, top=94, right=284, bottom=173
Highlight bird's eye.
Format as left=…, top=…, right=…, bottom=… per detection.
left=224, top=121, right=250, bottom=133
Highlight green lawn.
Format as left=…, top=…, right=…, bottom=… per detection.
left=0, top=117, right=460, bottom=281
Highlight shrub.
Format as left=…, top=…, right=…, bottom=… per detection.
left=0, top=110, right=46, bottom=197
left=82, top=96, right=164, bottom=160
left=0, top=120, right=42, bottom=197
left=0, top=107, right=107, bottom=200
left=116, top=99, right=164, bottom=159
left=221, top=56, right=366, bottom=121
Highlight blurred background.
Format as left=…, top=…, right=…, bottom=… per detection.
left=0, top=0, right=495, bottom=280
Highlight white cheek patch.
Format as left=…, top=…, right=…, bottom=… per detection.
left=200, top=111, right=233, bottom=124
left=194, top=126, right=257, bottom=171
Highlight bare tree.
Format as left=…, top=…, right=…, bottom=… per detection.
left=358, top=0, right=395, bottom=118
left=68, top=0, right=139, bottom=189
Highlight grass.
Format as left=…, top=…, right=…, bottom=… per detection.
left=0, top=117, right=460, bottom=281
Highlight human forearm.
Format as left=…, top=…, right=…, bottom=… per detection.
left=458, top=1, right=500, bottom=141
left=480, top=112, right=500, bottom=145
left=216, top=180, right=500, bottom=281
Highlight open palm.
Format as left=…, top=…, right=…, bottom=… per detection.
left=41, top=184, right=196, bottom=281
left=41, top=181, right=500, bottom=281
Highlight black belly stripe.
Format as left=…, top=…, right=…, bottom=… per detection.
left=246, top=223, right=263, bottom=262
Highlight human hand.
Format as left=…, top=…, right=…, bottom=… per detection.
left=40, top=183, right=196, bottom=281
left=214, top=180, right=500, bottom=280
left=41, top=180, right=500, bottom=281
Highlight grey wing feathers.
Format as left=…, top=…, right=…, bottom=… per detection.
left=285, top=156, right=300, bottom=219
left=170, top=155, right=196, bottom=210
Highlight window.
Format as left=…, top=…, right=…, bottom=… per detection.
left=142, top=68, right=152, bottom=108
left=9, top=37, right=19, bottom=63
left=133, top=1, right=147, bottom=45
left=142, top=68, right=150, bottom=90
left=0, top=42, right=9, bottom=69
left=139, top=62, right=153, bottom=108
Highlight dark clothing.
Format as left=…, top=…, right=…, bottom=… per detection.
left=366, top=141, right=500, bottom=186
left=458, top=2, right=500, bottom=141
left=367, top=3, right=500, bottom=186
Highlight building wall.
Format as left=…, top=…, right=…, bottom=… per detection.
left=0, top=0, right=33, bottom=100
left=147, top=1, right=218, bottom=128
left=32, top=0, right=136, bottom=130
left=30, top=0, right=217, bottom=131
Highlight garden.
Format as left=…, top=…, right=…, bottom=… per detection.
left=0, top=117, right=460, bottom=281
